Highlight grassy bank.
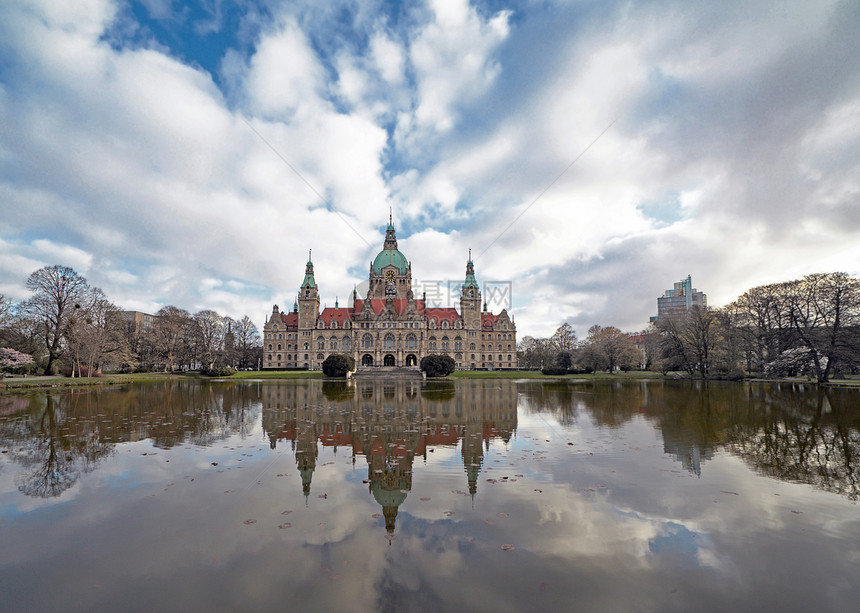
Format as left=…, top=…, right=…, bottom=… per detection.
left=0, top=369, right=327, bottom=391
left=0, top=372, right=192, bottom=390
left=4, top=369, right=857, bottom=391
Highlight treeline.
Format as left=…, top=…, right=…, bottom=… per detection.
left=518, top=272, right=860, bottom=383
left=0, top=265, right=262, bottom=376
left=518, top=323, right=644, bottom=374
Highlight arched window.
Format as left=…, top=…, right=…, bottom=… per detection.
left=362, top=333, right=374, bottom=349
left=343, top=336, right=351, bottom=350
left=384, top=333, right=395, bottom=350
left=317, top=353, right=324, bottom=360
left=470, top=342, right=476, bottom=350
left=454, top=336, right=462, bottom=351
left=428, top=335, right=437, bottom=350
left=441, top=320, right=449, bottom=329
left=278, top=344, right=282, bottom=350
left=441, top=336, right=449, bottom=351
left=317, top=336, right=325, bottom=350
left=268, top=344, right=272, bottom=350
left=329, top=338, right=338, bottom=350
left=303, top=342, right=309, bottom=350
left=331, top=320, right=338, bottom=329
left=406, top=334, right=417, bottom=349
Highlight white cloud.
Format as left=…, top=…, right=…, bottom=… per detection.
left=402, top=1, right=510, bottom=138
left=31, top=239, right=94, bottom=273
left=0, top=0, right=858, bottom=336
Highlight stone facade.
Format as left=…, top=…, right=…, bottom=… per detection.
left=262, top=221, right=517, bottom=370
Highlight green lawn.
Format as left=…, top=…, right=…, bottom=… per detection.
left=4, top=369, right=856, bottom=391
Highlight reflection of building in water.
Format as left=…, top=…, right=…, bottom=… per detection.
left=262, top=380, right=517, bottom=531
left=662, top=440, right=711, bottom=477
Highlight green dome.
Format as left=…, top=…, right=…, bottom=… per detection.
left=372, top=249, right=409, bottom=275
left=371, top=480, right=408, bottom=508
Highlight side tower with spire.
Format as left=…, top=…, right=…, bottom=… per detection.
left=460, top=250, right=482, bottom=330
left=298, top=251, right=320, bottom=330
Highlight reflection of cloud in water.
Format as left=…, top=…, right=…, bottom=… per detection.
left=1, top=380, right=860, bottom=611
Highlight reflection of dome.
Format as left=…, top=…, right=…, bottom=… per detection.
left=371, top=480, right=408, bottom=508
left=371, top=479, right=408, bottom=533
left=372, top=249, right=409, bottom=275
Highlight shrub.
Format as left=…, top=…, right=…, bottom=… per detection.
left=62, top=364, right=103, bottom=377
left=322, top=354, right=355, bottom=377
left=541, top=366, right=568, bottom=376
left=420, top=355, right=456, bottom=377
left=201, top=366, right=237, bottom=377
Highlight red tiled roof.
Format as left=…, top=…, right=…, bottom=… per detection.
left=318, top=307, right=354, bottom=325
left=280, top=311, right=299, bottom=329
left=481, top=313, right=499, bottom=328
left=424, top=431, right=459, bottom=446
left=425, top=307, right=460, bottom=326
left=318, top=423, right=354, bottom=447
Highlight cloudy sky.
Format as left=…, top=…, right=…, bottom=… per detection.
left=1, top=0, right=858, bottom=338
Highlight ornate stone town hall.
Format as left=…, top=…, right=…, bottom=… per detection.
left=263, top=221, right=517, bottom=371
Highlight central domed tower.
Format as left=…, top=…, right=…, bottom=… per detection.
left=368, top=217, right=412, bottom=299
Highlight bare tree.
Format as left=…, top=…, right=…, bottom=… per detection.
left=784, top=273, right=860, bottom=382
left=731, top=283, right=792, bottom=375
left=0, top=294, right=12, bottom=329
left=231, top=315, right=261, bottom=369
left=193, top=309, right=224, bottom=370
left=551, top=323, right=578, bottom=352
left=517, top=336, right=554, bottom=369
left=152, top=306, right=192, bottom=371
left=585, top=325, right=639, bottom=372
left=684, top=306, right=719, bottom=379
left=65, top=288, right=134, bottom=376
left=656, top=311, right=696, bottom=376
left=21, top=266, right=90, bottom=374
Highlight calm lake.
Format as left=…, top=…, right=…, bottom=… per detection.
left=1, top=379, right=858, bottom=612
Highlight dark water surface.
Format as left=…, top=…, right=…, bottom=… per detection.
left=1, top=379, right=858, bottom=612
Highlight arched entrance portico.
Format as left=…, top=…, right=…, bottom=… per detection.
left=384, top=354, right=396, bottom=366
left=405, top=354, right=417, bottom=366
left=362, top=354, right=374, bottom=366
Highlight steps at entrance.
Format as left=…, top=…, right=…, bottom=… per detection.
left=350, top=366, right=425, bottom=380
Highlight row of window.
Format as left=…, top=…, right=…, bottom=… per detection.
left=271, top=319, right=514, bottom=333
left=268, top=338, right=513, bottom=353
